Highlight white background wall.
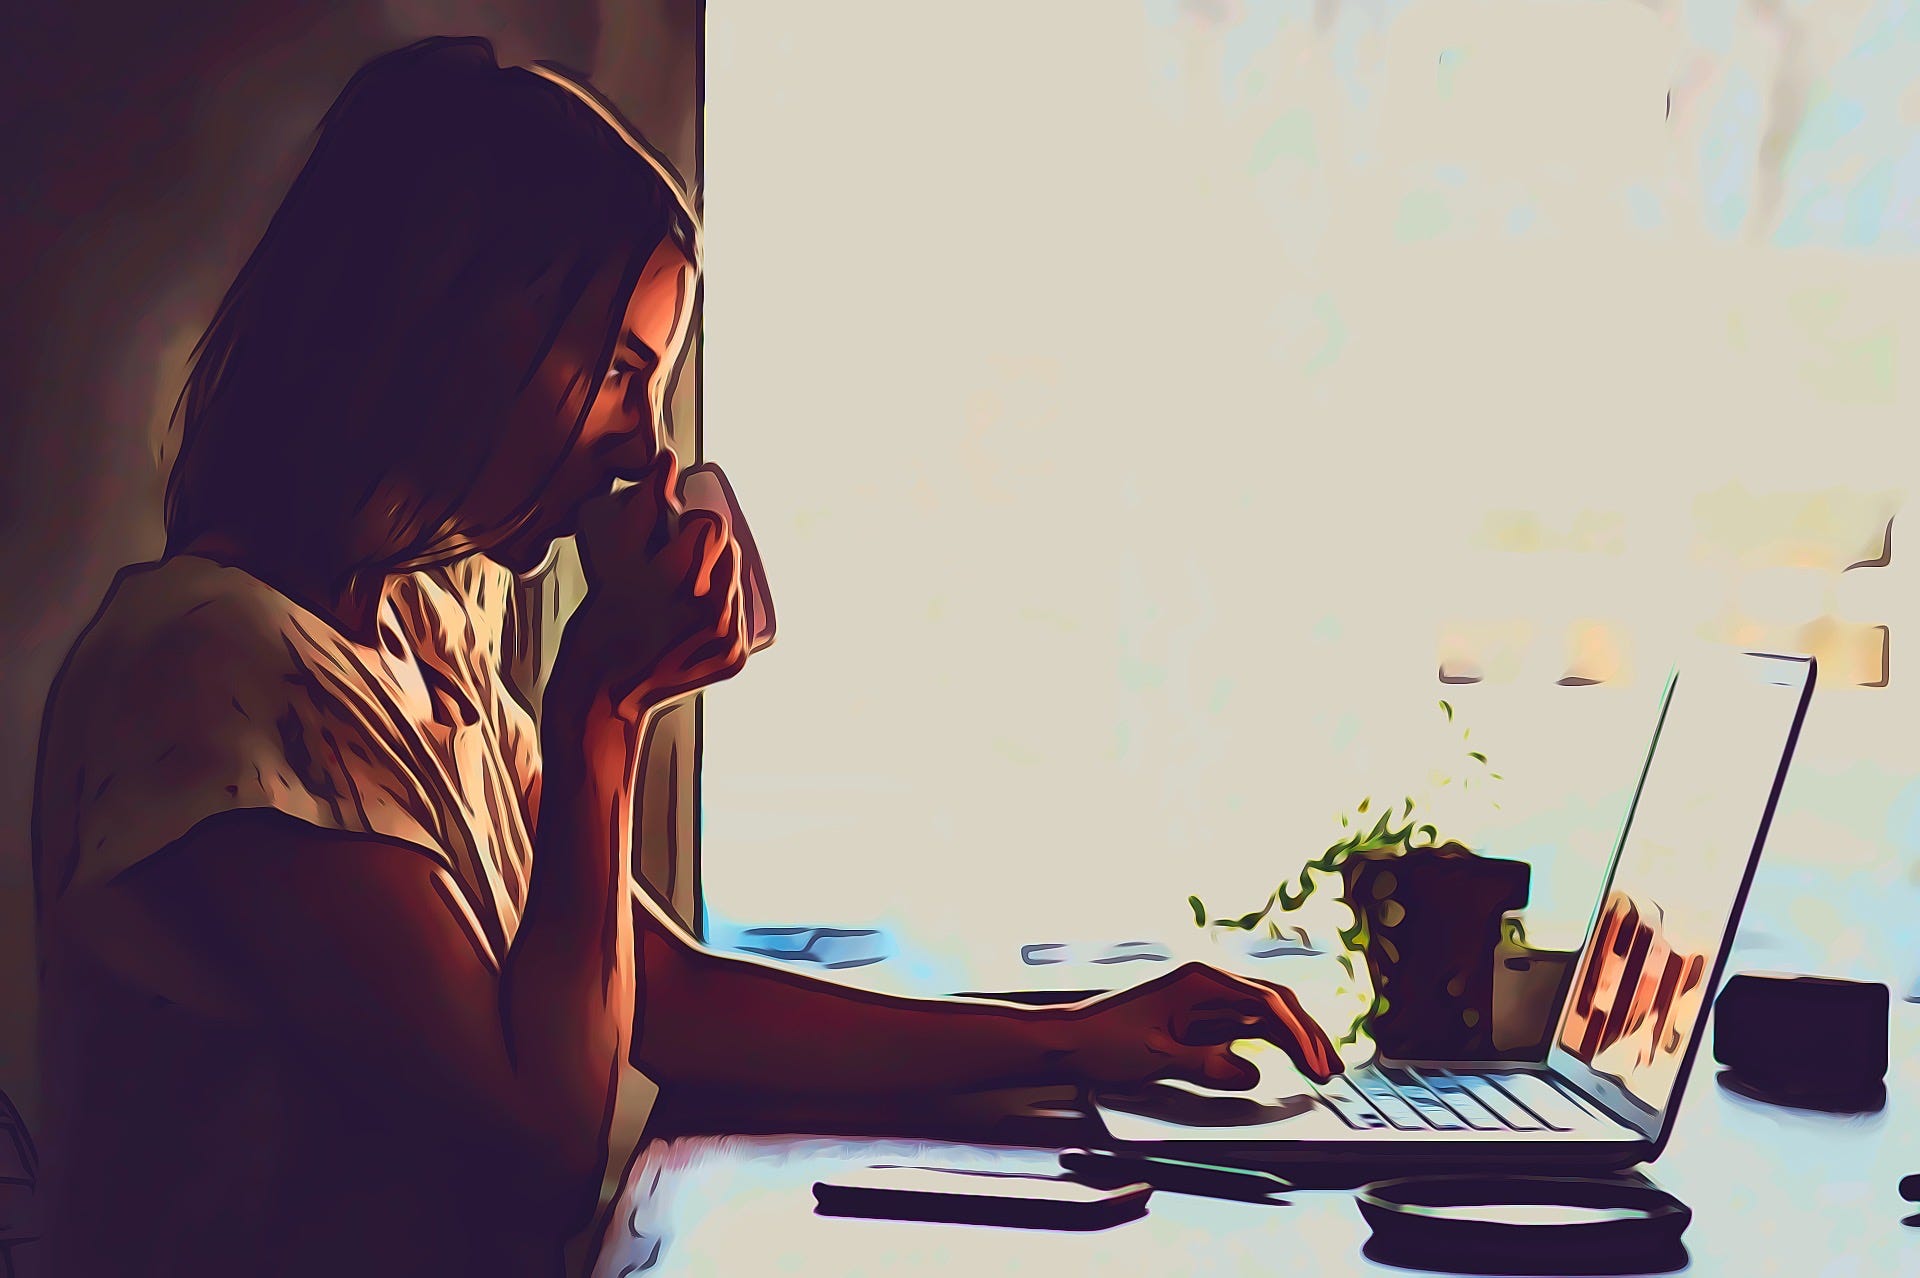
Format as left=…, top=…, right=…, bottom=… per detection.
left=700, top=0, right=1920, bottom=996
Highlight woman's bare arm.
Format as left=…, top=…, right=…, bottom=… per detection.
left=631, top=903, right=1075, bottom=1101
left=629, top=888, right=1340, bottom=1112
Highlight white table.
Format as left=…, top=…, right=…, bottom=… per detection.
left=591, top=992, right=1919, bottom=1277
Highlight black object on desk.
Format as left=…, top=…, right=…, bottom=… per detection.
left=1356, top=1174, right=1690, bottom=1275
left=1714, top=973, right=1888, bottom=1106
left=813, top=1166, right=1150, bottom=1231
left=1060, top=1148, right=1292, bottom=1203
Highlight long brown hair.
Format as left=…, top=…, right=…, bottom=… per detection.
left=164, top=36, right=698, bottom=585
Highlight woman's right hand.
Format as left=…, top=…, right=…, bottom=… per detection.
left=552, top=453, right=750, bottom=723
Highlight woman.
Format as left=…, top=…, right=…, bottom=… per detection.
left=31, top=37, right=1338, bottom=1276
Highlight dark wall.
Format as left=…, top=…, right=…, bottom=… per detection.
left=0, top=0, right=698, bottom=1127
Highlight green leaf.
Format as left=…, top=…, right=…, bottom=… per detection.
left=1402, top=797, right=1413, bottom=818
left=1335, top=953, right=1356, bottom=978
left=1337, top=913, right=1369, bottom=951
left=1188, top=895, right=1207, bottom=927
left=1438, top=699, right=1454, bottom=721
left=1491, top=772, right=1504, bottom=780
left=1232, top=911, right=1264, bottom=930
left=1357, top=796, right=1370, bottom=815
left=1469, top=751, right=1488, bottom=764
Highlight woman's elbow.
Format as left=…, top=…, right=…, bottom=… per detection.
left=475, top=1121, right=607, bottom=1237
left=515, top=1137, right=608, bottom=1236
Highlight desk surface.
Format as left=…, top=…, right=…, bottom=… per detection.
left=593, top=1002, right=1920, bottom=1277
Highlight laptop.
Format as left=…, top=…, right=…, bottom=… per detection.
left=1093, top=648, right=1816, bottom=1185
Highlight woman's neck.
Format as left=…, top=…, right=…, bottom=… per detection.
left=175, top=532, right=392, bottom=645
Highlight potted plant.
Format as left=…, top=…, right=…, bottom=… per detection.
left=1188, top=701, right=1536, bottom=1060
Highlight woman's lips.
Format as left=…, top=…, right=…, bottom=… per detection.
left=549, top=450, right=677, bottom=537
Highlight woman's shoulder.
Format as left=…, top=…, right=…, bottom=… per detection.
left=40, top=555, right=357, bottom=812
left=73, top=554, right=308, bottom=660
left=34, top=556, right=447, bottom=908
left=50, top=556, right=314, bottom=721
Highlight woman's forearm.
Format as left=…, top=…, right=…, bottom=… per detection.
left=632, top=913, right=1082, bottom=1100
left=496, top=687, right=640, bottom=1198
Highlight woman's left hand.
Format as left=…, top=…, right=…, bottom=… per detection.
left=1061, top=962, right=1341, bottom=1090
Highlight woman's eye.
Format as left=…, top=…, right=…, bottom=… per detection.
left=606, top=359, right=640, bottom=382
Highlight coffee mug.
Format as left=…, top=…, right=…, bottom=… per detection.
left=678, top=462, right=776, bottom=654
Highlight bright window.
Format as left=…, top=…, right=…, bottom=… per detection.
left=700, top=1, right=1920, bottom=997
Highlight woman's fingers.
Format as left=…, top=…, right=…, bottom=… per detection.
left=671, top=510, right=726, bottom=588
left=1144, top=1024, right=1259, bottom=1091
left=697, top=535, right=739, bottom=604
left=1181, top=1045, right=1262, bottom=1091
left=1172, top=969, right=1341, bottom=1084
left=1167, top=1004, right=1261, bottom=1044
left=561, top=449, right=763, bottom=712
left=643, top=448, right=681, bottom=532
left=1244, top=977, right=1340, bottom=1082
left=576, top=453, right=680, bottom=577
left=684, top=566, right=748, bottom=673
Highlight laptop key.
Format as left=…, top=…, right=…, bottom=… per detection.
left=1445, top=1072, right=1545, bottom=1131
left=1313, top=1076, right=1390, bottom=1130
left=1376, top=1068, right=1467, bottom=1130
left=1485, top=1073, right=1595, bottom=1132
left=1345, top=1070, right=1426, bottom=1131
left=1411, top=1070, right=1511, bottom=1132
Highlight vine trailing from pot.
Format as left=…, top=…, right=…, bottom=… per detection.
left=1185, top=699, right=1525, bottom=1050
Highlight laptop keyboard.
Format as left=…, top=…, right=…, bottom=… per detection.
left=1312, top=1065, right=1594, bottom=1133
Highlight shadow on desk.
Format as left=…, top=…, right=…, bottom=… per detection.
left=1714, top=1068, right=1888, bottom=1117
left=1363, top=1235, right=1690, bottom=1276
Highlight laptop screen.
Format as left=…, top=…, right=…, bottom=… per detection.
left=1551, top=651, right=1813, bottom=1131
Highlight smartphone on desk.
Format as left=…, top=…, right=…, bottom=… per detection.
left=1059, top=1148, right=1293, bottom=1202
left=812, top=1165, right=1151, bottom=1231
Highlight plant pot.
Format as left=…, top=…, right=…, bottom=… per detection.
left=1341, top=843, right=1530, bottom=1061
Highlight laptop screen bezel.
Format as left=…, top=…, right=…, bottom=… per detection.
left=1543, top=651, right=1815, bottom=1144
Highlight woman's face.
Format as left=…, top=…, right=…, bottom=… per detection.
left=486, top=236, right=698, bottom=575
